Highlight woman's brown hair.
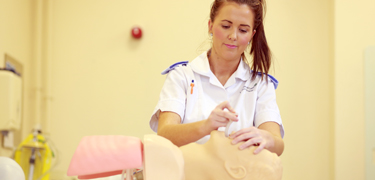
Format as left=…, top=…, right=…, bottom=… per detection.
left=210, top=0, right=271, bottom=80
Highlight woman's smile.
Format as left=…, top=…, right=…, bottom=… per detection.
left=224, top=44, right=237, bottom=49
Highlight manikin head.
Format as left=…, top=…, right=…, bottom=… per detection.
left=179, top=131, right=282, bottom=180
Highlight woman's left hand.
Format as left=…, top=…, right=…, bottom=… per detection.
left=229, top=127, right=274, bottom=154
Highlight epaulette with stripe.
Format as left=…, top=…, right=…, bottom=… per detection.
left=257, top=72, right=279, bottom=89
left=161, top=61, right=189, bottom=75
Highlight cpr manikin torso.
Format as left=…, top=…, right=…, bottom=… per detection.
left=68, top=131, right=282, bottom=180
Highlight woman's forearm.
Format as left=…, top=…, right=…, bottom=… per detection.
left=157, top=111, right=211, bottom=147
left=157, top=102, right=239, bottom=147
left=158, top=120, right=210, bottom=147
left=266, top=134, right=284, bottom=156
left=259, top=122, right=284, bottom=156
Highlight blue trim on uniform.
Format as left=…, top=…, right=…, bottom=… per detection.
left=257, top=72, right=279, bottom=89
left=161, top=61, right=189, bottom=75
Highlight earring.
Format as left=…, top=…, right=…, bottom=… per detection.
left=248, top=42, right=250, bottom=45
left=210, top=33, right=213, bottom=36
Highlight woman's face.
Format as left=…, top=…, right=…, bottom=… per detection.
left=209, top=2, right=256, bottom=62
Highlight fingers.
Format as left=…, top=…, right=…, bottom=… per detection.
left=229, top=127, right=257, bottom=139
left=230, top=130, right=257, bottom=145
left=221, top=110, right=238, bottom=122
left=217, top=101, right=236, bottom=113
left=211, top=103, right=238, bottom=123
left=212, top=114, right=231, bottom=124
left=235, top=136, right=266, bottom=154
left=206, top=112, right=232, bottom=131
left=207, top=101, right=238, bottom=131
left=254, top=142, right=266, bottom=154
left=217, top=102, right=238, bottom=122
left=237, top=137, right=263, bottom=150
left=229, top=127, right=267, bottom=153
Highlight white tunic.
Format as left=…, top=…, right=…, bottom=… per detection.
left=150, top=51, right=284, bottom=144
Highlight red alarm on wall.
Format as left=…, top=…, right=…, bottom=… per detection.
left=131, top=26, right=142, bottom=39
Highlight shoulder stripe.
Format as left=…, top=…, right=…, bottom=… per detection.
left=161, top=61, right=189, bottom=75
left=267, top=74, right=279, bottom=89
left=257, top=72, right=279, bottom=89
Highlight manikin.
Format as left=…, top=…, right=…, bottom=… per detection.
left=68, top=131, right=282, bottom=180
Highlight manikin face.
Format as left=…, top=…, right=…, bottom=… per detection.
left=209, top=2, right=256, bottom=62
left=180, top=131, right=283, bottom=180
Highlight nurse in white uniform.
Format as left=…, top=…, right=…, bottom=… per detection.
left=150, top=0, right=284, bottom=156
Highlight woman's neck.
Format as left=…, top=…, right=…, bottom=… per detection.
left=208, top=50, right=241, bottom=86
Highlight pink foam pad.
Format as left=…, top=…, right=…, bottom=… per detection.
left=67, top=136, right=143, bottom=179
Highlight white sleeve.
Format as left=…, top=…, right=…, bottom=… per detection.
left=254, top=79, right=284, bottom=138
left=149, top=67, right=188, bottom=132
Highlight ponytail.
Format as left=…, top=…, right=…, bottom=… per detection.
left=250, top=22, right=271, bottom=80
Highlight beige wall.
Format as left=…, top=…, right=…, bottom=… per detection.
left=267, top=1, right=334, bottom=179
left=0, top=0, right=33, bottom=157
left=334, top=0, right=375, bottom=179
left=1, top=0, right=373, bottom=180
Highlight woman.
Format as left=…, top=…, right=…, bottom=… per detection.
left=150, top=0, right=284, bottom=156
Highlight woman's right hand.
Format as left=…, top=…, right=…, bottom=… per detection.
left=205, top=101, right=238, bottom=132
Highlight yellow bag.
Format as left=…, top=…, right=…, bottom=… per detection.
left=14, top=132, right=53, bottom=180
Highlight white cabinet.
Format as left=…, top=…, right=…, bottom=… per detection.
left=0, top=70, right=22, bottom=131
